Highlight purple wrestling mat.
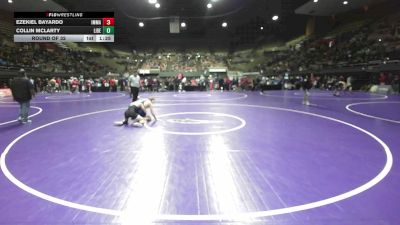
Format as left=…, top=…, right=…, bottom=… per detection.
left=0, top=90, right=399, bottom=225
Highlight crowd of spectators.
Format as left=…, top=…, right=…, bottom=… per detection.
left=139, top=51, right=228, bottom=72
left=5, top=74, right=255, bottom=94
left=259, top=14, right=400, bottom=75
left=0, top=38, right=113, bottom=76
left=8, top=76, right=123, bottom=94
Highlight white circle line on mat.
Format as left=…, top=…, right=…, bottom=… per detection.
left=0, top=105, right=43, bottom=126
left=346, top=101, right=400, bottom=124
left=0, top=93, right=126, bottom=104
left=260, top=91, right=388, bottom=100
left=142, top=93, right=247, bottom=102
left=0, top=103, right=393, bottom=221
left=144, top=111, right=246, bottom=135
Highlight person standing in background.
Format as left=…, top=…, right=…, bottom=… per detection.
left=378, top=72, right=386, bottom=85
left=10, top=69, right=35, bottom=124
left=346, top=75, right=353, bottom=92
left=333, top=75, right=346, bottom=97
left=302, top=73, right=314, bottom=106
left=390, top=75, right=399, bottom=94
left=128, top=71, right=140, bottom=102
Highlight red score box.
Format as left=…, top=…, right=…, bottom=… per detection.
left=102, top=18, right=115, bottom=26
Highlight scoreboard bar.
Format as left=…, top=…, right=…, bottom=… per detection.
left=14, top=12, right=114, bottom=42
left=14, top=12, right=114, bottom=18
left=14, top=35, right=114, bottom=42
left=15, top=18, right=109, bottom=26
left=15, top=26, right=105, bottom=34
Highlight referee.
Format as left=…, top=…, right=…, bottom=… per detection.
left=128, top=71, right=140, bottom=102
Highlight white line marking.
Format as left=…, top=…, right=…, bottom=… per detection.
left=0, top=105, right=43, bottom=126
left=142, top=93, right=247, bottom=102
left=0, top=93, right=126, bottom=104
left=166, top=118, right=224, bottom=124
left=173, top=93, right=212, bottom=97
left=45, top=94, right=91, bottom=99
left=260, top=91, right=388, bottom=100
left=346, top=101, right=400, bottom=124
left=0, top=103, right=393, bottom=221
left=144, top=112, right=246, bottom=135
left=194, top=153, right=201, bottom=215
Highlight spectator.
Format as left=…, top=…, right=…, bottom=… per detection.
left=10, top=69, right=35, bottom=124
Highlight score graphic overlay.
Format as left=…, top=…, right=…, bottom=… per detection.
left=14, top=12, right=114, bottom=42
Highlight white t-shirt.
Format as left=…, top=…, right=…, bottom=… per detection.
left=128, top=74, right=140, bottom=88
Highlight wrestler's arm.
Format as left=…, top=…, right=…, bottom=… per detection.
left=148, top=103, right=157, bottom=120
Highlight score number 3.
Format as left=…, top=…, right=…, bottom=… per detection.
left=102, top=18, right=115, bottom=26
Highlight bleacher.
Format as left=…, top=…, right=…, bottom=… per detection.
left=0, top=20, right=13, bottom=38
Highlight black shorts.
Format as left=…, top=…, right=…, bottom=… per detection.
left=125, top=107, right=139, bottom=120
left=135, top=107, right=146, bottom=117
